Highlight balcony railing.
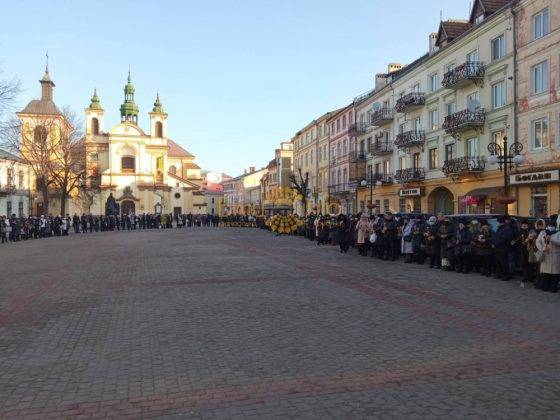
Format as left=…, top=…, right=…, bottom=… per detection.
left=328, top=181, right=358, bottom=194
left=370, top=108, right=394, bottom=126
left=355, top=121, right=369, bottom=134
left=442, top=156, right=485, bottom=178
left=442, top=61, right=485, bottom=89
left=395, top=168, right=425, bottom=183
left=371, top=140, right=393, bottom=156
left=443, top=109, right=485, bottom=137
left=394, top=130, right=425, bottom=149
left=395, top=92, right=425, bottom=113
left=372, top=173, right=393, bottom=184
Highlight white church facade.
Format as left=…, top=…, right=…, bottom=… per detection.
left=84, top=73, right=206, bottom=217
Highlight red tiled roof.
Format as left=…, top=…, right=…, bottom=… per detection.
left=436, top=20, right=471, bottom=46
left=168, top=139, right=193, bottom=158
left=184, top=162, right=201, bottom=170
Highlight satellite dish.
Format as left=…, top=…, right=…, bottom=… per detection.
left=467, top=99, right=480, bottom=112
left=372, top=102, right=381, bottom=111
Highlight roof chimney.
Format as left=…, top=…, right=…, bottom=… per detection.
left=375, top=73, right=387, bottom=90
left=429, top=32, right=439, bottom=54
left=249, top=166, right=255, bottom=173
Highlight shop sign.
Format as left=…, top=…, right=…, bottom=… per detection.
left=399, top=187, right=423, bottom=197
left=510, top=170, right=559, bottom=185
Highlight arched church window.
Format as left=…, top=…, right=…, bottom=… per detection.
left=121, top=156, right=135, bottom=173
left=91, top=118, right=99, bottom=135
left=155, top=121, right=163, bottom=138
left=169, top=165, right=177, bottom=175
left=33, top=126, right=47, bottom=144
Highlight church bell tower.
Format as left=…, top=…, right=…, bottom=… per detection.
left=119, top=71, right=139, bottom=124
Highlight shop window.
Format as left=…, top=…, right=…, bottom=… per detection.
left=531, top=186, right=548, bottom=217
left=413, top=197, right=421, bottom=212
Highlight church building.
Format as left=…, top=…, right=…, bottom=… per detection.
left=85, top=73, right=206, bottom=217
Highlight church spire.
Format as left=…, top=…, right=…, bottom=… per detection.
left=88, top=88, right=103, bottom=110
left=40, top=52, right=55, bottom=101
left=120, top=70, right=139, bottom=123
left=152, top=93, right=164, bottom=113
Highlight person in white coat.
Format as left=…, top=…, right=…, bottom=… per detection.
left=536, top=214, right=560, bottom=292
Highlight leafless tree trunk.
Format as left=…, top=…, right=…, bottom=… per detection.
left=0, top=67, right=20, bottom=126
left=290, top=168, right=309, bottom=215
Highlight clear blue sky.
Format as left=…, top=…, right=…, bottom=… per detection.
left=0, top=0, right=470, bottom=176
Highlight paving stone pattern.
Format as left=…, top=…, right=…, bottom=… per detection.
left=0, top=228, right=559, bottom=419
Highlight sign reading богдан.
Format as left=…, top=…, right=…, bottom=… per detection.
left=510, top=170, right=559, bottom=185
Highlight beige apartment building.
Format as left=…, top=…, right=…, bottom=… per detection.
left=513, top=0, right=560, bottom=217
left=292, top=111, right=333, bottom=215
left=358, top=0, right=516, bottom=215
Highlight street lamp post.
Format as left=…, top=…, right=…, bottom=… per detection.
left=360, top=167, right=378, bottom=216
left=487, top=136, right=524, bottom=216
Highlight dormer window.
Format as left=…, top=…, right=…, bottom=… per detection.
left=475, top=14, right=483, bottom=25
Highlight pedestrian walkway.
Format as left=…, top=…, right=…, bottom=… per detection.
left=0, top=228, right=558, bottom=418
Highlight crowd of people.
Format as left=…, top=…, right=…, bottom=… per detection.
left=301, top=212, right=560, bottom=294
left=0, top=212, right=221, bottom=243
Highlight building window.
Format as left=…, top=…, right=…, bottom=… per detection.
left=466, top=138, right=479, bottom=157
left=412, top=152, right=420, bottom=170
left=169, top=165, right=177, bottom=175
left=446, top=101, right=456, bottom=116
left=383, top=160, right=391, bottom=175
left=429, top=109, right=438, bottom=130
left=429, top=148, right=438, bottom=169
left=532, top=8, right=549, bottom=40
left=399, top=156, right=406, bottom=170
left=7, top=201, right=12, bottom=216
left=466, top=50, right=479, bottom=62
left=383, top=199, right=390, bottom=213
left=491, top=34, right=505, bottom=61
left=531, top=186, right=548, bottom=217
left=91, top=117, right=99, bottom=135
left=155, top=121, right=163, bottom=137
left=532, top=117, right=549, bottom=149
left=18, top=201, right=24, bottom=217
left=336, top=120, right=340, bottom=132
left=531, top=61, right=548, bottom=95
left=399, top=198, right=406, bottom=213
left=342, top=139, right=347, bottom=155
left=429, top=73, right=438, bottom=92
left=121, top=156, right=135, bottom=173
left=492, top=80, right=506, bottom=109
left=445, top=143, right=454, bottom=162
left=7, top=168, right=13, bottom=186
left=492, top=130, right=505, bottom=149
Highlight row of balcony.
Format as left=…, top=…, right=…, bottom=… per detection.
left=329, top=157, right=486, bottom=190
left=360, top=61, right=486, bottom=129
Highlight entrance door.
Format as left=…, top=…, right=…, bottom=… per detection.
left=121, top=200, right=135, bottom=216
left=173, top=206, right=182, bottom=219
left=429, top=187, right=454, bottom=215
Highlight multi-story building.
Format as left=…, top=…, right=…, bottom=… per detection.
left=292, top=111, right=334, bottom=215
left=0, top=149, right=31, bottom=217
left=360, top=0, right=516, bottom=215
left=222, top=174, right=244, bottom=215
left=327, top=104, right=365, bottom=214
left=203, top=172, right=230, bottom=216
left=261, top=142, right=293, bottom=215
left=316, top=111, right=335, bottom=214
left=513, top=0, right=559, bottom=217
left=242, top=167, right=267, bottom=215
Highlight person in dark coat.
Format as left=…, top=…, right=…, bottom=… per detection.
left=454, top=219, right=473, bottom=273
left=424, top=216, right=440, bottom=268
left=382, top=213, right=398, bottom=261
left=492, top=216, right=513, bottom=280
left=336, top=217, right=350, bottom=253
left=438, top=218, right=455, bottom=270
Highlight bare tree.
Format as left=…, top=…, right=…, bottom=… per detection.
left=1, top=108, right=85, bottom=216
left=1, top=116, right=57, bottom=215
left=290, top=168, right=309, bottom=215
left=49, top=107, right=85, bottom=215
left=0, top=66, right=20, bottom=125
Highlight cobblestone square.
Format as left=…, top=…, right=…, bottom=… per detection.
left=0, top=228, right=559, bottom=419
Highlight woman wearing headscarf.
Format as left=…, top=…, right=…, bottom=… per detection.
left=401, top=217, right=415, bottom=263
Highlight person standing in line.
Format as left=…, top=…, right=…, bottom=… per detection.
left=493, top=216, right=513, bottom=281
